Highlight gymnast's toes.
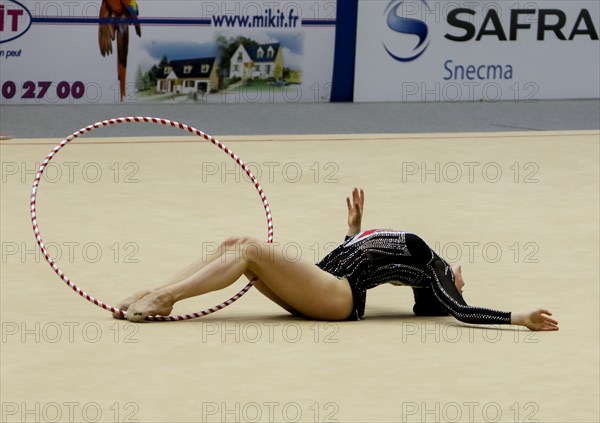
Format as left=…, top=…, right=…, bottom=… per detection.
left=126, top=303, right=174, bottom=322
left=112, top=289, right=153, bottom=319
left=125, top=291, right=175, bottom=322
left=125, top=300, right=151, bottom=322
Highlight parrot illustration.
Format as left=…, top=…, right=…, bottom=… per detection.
left=98, top=0, right=141, bottom=102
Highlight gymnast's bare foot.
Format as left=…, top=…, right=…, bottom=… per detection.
left=112, top=289, right=154, bottom=319
left=126, top=289, right=175, bottom=322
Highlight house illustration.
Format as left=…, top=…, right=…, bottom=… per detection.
left=156, top=57, right=219, bottom=94
left=229, top=43, right=283, bottom=81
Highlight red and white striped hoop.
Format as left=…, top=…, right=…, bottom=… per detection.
left=30, top=117, right=274, bottom=321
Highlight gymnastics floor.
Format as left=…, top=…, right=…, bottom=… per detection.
left=1, top=112, right=599, bottom=422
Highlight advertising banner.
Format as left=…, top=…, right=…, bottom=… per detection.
left=354, top=0, right=600, bottom=102
left=0, top=0, right=337, bottom=104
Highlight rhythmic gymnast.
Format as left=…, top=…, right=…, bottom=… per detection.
left=114, top=188, right=558, bottom=331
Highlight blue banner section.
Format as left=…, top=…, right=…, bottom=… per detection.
left=331, top=0, right=358, bottom=102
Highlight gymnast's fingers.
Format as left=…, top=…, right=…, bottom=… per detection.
left=539, top=309, right=558, bottom=323
left=543, top=314, right=559, bottom=325
left=353, top=188, right=361, bottom=208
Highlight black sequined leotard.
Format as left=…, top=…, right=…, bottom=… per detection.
left=316, top=229, right=512, bottom=323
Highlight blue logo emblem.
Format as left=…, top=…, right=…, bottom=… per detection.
left=0, top=0, right=32, bottom=44
left=383, top=0, right=430, bottom=62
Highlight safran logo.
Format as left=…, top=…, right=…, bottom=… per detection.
left=0, top=0, right=32, bottom=44
left=383, top=0, right=430, bottom=62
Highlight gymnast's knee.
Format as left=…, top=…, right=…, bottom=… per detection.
left=221, top=235, right=260, bottom=248
left=221, top=236, right=264, bottom=261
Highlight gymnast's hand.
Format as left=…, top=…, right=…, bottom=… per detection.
left=511, top=309, right=559, bottom=331
left=346, top=187, right=364, bottom=237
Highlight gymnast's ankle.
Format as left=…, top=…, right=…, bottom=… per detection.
left=153, top=289, right=175, bottom=309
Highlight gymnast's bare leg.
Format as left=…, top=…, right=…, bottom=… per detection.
left=124, top=236, right=354, bottom=322
left=113, top=237, right=302, bottom=318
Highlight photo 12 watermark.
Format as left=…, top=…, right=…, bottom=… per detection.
left=1, top=321, right=140, bottom=344
left=400, top=161, right=540, bottom=184
left=1, top=161, right=140, bottom=184
left=398, top=322, right=539, bottom=344
left=199, top=321, right=339, bottom=344
left=215, top=81, right=332, bottom=104
left=199, top=240, right=340, bottom=265
left=2, top=240, right=140, bottom=264
left=199, top=401, right=340, bottom=423
left=1, top=401, right=140, bottom=423
left=400, top=80, right=540, bottom=103
left=431, top=240, right=540, bottom=264
left=200, top=160, right=340, bottom=184
left=400, top=401, right=540, bottom=423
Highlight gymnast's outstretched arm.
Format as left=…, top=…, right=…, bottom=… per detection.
left=428, top=258, right=558, bottom=331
